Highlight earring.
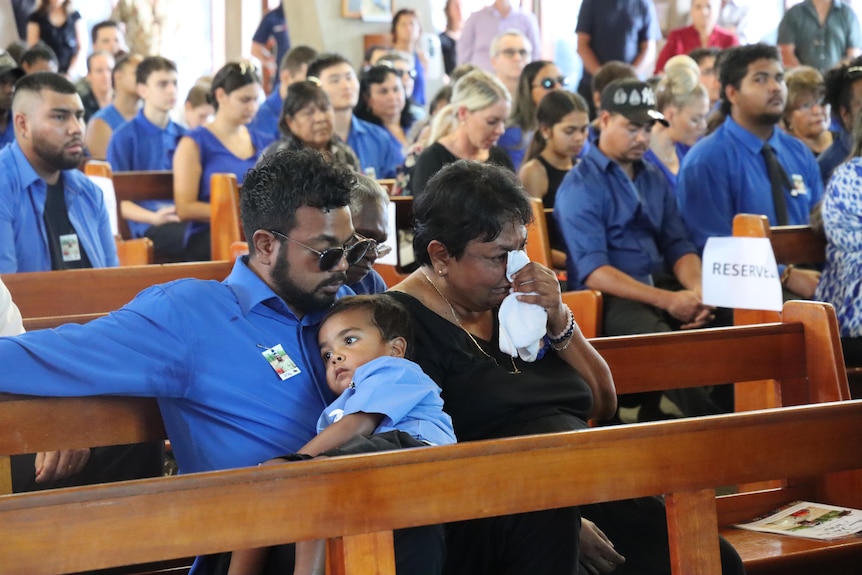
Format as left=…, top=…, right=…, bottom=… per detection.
left=437, top=269, right=444, bottom=275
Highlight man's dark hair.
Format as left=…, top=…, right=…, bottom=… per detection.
left=413, top=160, right=532, bottom=266
left=718, top=43, right=781, bottom=117
left=280, top=45, right=318, bottom=75
left=306, top=53, right=352, bottom=81
left=112, top=53, right=139, bottom=88
left=824, top=55, right=862, bottom=129
left=86, top=50, right=113, bottom=73
left=21, top=42, right=58, bottom=69
left=12, top=71, right=77, bottom=109
left=688, top=46, right=721, bottom=66
left=208, top=61, right=260, bottom=111
left=240, top=147, right=355, bottom=254
left=91, top=20, right=121, bottom=46
left=591, top=61, right=636, bottom=98
left=322, top=294, right=414, bottom=357
left=135, top=56, right=177, bottom=85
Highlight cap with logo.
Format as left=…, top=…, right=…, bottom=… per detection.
left=0, top=51, right=25, bottom=83
left=601, top=78, right=669, bottom=127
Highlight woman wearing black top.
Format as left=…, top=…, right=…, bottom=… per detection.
left=26, top=0, right=83, bottom=75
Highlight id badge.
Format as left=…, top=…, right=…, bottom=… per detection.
left=59, top=233, right=81, bottom=262
left=261, top=344, right=301, bottom=381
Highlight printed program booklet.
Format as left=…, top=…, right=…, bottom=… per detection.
left=734, top=501, right=862, bottom=541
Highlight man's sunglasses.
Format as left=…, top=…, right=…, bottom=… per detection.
left=269, top=230, right=373, bottom=271
left=535, top=76, right=570, bottom=90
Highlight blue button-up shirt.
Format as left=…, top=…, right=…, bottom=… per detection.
left=555, top=144, right=697, bottom=289
left=0, top=142, right=118, bottom=272
left=677, top=116, right=823, bottom=251
left=248, top=89, right=283, bottom=149
left=347, top=116, right=404, bottom=179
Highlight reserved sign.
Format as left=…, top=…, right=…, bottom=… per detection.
left=702, top=237, right=783, bottom=311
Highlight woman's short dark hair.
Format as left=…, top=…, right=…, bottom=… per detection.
left=391, top=8, right=419, bottom=41
left=279, top=80, right=332, bottom=138
left=413, top=160, right=533, bottom=265
left=323, top=294, right=414, bottom=357
left=354, top=65, right=414, bottom=130
left=208, top=61, right=260, bottom=111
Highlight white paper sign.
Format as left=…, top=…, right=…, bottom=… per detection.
left=87, top=175, right=118, bottom=237
left=702, top=237, right=783, bottom=312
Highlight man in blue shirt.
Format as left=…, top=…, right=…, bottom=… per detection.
left=556, top=79, right=719, bottom=419
left=347, top=173, right=390, bottom=295
left=677, top=44, right=823, bottom=298
left=308, top=53, right=404, bottom=179
left=0, top=51, right=25, bottom=148
left=107, top=56, right=187, bottom=260
left=249, top=44, right=318, bottom=148
left=252, top=1, right=289, bottom=93
left=0, top=72, right=118, bottom=273
left=820, top=57, right=862, bottom=184
left=0, top=147, right=441, bottom=574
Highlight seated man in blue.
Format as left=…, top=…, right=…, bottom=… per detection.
left=0, top=51, right=25, bottom=148
left=84, top=53, right=142, bottom=160
left=307, top=53, right=404, bottom=179
left=677, top=44, right=823, bottom=298
left=0, top=148, right=443, bottom=575
left=555, top=79, right=721, bottom=420
left=348, top=173, right=391, bottom=295
left=229, top=294, right=455, bottom=575
left=107, top=56, right=188, bottom=260
left=0, top=72, right=118, bottom=273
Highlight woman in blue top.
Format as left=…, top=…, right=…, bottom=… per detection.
left=391, top=8, right=427, bottom=106
left=173, top=62, right=263, bottom=261
left=354, top=65, right=416, bottom=150
left=644, top=59, right=710, bottom=193
left=26, top=0, right=84, bottom=76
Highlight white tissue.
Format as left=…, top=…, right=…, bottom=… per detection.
left=498, top=250, right=547, bottom=362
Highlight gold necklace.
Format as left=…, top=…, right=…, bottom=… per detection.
left=421, top=270, right=521, bottom=374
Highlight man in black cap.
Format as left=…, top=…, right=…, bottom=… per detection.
left=554, top=78, right=720, bottom=420
left=0, top=51, right=25, bottom=147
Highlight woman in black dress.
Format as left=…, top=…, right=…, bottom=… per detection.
left=26, top=0, right=83, bottom=76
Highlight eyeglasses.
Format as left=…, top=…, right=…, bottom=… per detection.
left=269, top=230, right=373, bottom=271
left=534, top=76, right=569, bottom=90
left=498, top=48, right=530, bottom=58
left=355, top=232, right=393, bottom=259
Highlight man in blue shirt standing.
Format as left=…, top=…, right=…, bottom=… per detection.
left=252, top=1, right=289, bottom=93
left=556, top=78, right=719, bottom=419
left=0, top=51, right=25, bottom=148
left=308, top=54, right=404, bottom=179
left=0, top=147, right=442, bottom=575
left=107, top=56, right=187, bottom=260
left=0, top=72, right=118, bottom=273
left=677, top=44, right=823, bottom=298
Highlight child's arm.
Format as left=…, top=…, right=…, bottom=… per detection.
left=227, top=547, right=268, bottom=575
left=297, top=412, right=383, bottom=457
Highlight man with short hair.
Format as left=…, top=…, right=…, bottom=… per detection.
left=689, top=46, right=723, bottom=108
left=249, top=44, right=317, bottom=147
left=490, top=30, right=531, bottom=98
left=0, top=72, right=117, bottom=273
left=20, top=43, right=58, bottom=74
left=457, top=0, right=540, bottom=73
left=556, top=78, right=719, bottom=419
left=85, top=53, right=142, bottom=160
left=0, top=51, right=25, bottom=148
left=307, top=53, right=404, bottom=179
left=91, top=20, right=127, bottom=57
left=778, top=0, right=862, bottom=72
left=79, top=51, right=114, bottom=123
left=251, top=0, right=290, bottom=92
left=347, top=174, right=391, bottom=295
left=677, top=44, right=823, bottom=298
left=819, top=56, right=862, bottom=183
left=107, top=56, right=186, bottom=260
left=0, top=147, right=442, bottom=574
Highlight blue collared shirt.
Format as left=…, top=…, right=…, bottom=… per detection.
left=576, top=0, right=662, bottom=69
left=106, top=110, right=187, bottom=237
left=677, top=116, right=823, bottom=251
left=0, top=116, right=14, bottom=149
left=818, top=128, right=852, bottom=185
left=248, top=90, right=283, bottom=149
left=347, top=116, right=404, bottom=179
left=554, top=144, right=697, bottom=288
left=0, top=142, right=119, bottom=272
left=0, top=257, right=354, bottom=474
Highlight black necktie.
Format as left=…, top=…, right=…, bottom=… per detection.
left=761, top=143, right=791, bottom=226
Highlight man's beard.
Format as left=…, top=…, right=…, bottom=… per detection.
left=270, top=255, right=346, bottom=314
left=755, top=111, right=783, bottom=127
left=33, top=137, right=83, bottom=171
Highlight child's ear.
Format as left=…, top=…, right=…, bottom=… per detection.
left=388, top=336, right=407, bottom=358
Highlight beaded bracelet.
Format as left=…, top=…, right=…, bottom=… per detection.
left=548, top=305, right=575, bottom=345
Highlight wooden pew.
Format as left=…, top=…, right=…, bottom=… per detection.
left=0, top=397, right=860, bottom=575
left=0, top=300, right=857, bottom=574
left=3, top=261, right=233, bottom=319
left=210, top=173, right=243, bottom=261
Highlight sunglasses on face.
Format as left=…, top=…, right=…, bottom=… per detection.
left=354, top=232, right=393, bottom=259
left=535, top=76, right=569, bottom=90
left=269, top=230, right=373, bottom=271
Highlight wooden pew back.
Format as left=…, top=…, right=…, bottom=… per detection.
left=112, top=171, right=174, bottom=241
left=210, top=173, right=243, bottom=261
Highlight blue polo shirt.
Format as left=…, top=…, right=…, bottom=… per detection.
left=252, top=3, right=290, bottom=75
left=248, top=90, right=283, bottom=148
left=818, top=128, right=852, bottom=185
left=576, top=0, right=662, bottom=67
left=318, top=356, right=456, bottom=447
left=347, top=116, right=404, bottom=179
left=554, top=144, right=697, bottom=289
left=677, top=116, right=823, bottom=251
left=0, top=142, right=118, bottom=272
left=91, top=103, right=128, bottom=131
left=106, top=110, right=187, bottom=238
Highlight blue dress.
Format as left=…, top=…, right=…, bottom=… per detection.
left=182, top=127, right=263, bottom=246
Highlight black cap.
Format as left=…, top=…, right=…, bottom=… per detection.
left=601, top=78, right=668, bottom=127
left=0, top=51, right=25, bottom=82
